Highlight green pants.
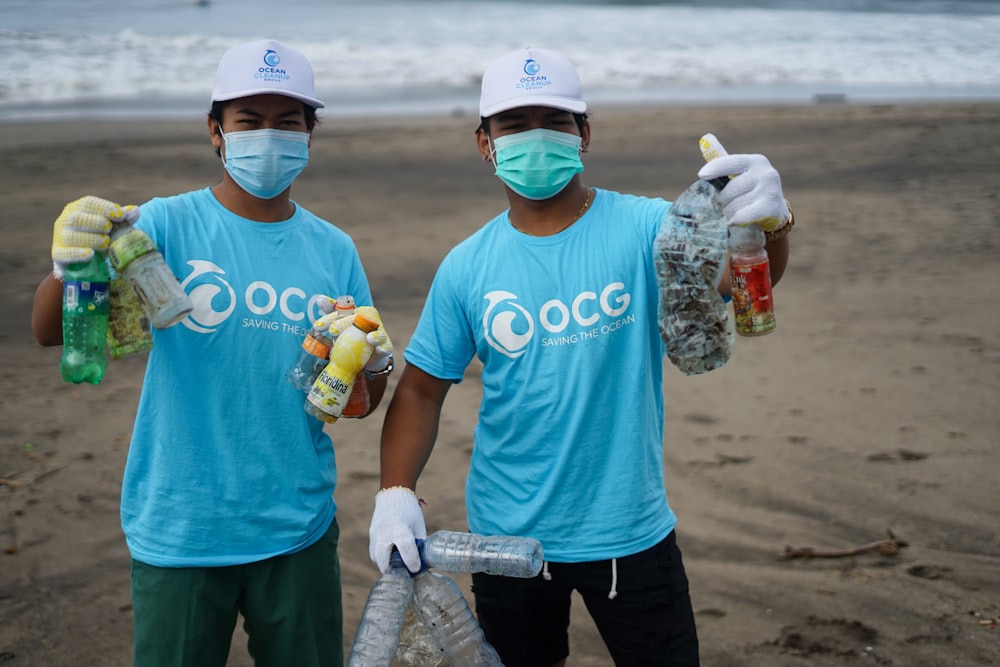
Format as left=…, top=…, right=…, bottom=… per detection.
left=130, top=519, right=343, bottom=667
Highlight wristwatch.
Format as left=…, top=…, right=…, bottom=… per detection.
left=364, top=355, right=394, bottom=380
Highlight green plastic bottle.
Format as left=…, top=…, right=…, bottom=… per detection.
left=60, top=254, right=111, bottom=384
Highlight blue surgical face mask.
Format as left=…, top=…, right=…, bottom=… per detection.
left=490, top=128, right=584, bottom=200
left=221, top=128, right=310, bottom=199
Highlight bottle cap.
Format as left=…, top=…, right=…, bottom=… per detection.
left=352, top=312, right=381, bottom=333
left=108, top=229, right=156, bottom=271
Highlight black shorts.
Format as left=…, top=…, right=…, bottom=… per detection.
left=471, top=531, right=699, bottom=667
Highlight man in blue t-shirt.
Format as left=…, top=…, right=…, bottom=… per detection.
left=31, top=40, right=394, bottom=667
left=368, top=48, right=794, bottom=666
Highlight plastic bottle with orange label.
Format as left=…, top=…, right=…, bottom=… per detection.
left=286, top=296, right=355, bottom=392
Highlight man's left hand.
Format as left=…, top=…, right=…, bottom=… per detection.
left=697, top=134, right=789, bottom=231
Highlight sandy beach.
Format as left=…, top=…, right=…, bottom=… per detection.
left=1, top=101, right=998, bottom=666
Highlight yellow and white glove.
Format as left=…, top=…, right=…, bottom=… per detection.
left=313, top=304, right=394, bottom=375
left=51, top=196, right=138, bottom=279
left=697, top=134, right=790, bottom=231
left=311, top=295, right=359, bottom=333
left=369, top=486, right=426, bottom=574
left=354, top=306, right=394, bottom=376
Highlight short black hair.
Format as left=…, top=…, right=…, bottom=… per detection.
left=476, top=112, right=588, bottom=136
left=208, top=100, right=319, bottom=155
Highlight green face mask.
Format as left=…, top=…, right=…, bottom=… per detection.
left=491, top=128, right=584, bottom=200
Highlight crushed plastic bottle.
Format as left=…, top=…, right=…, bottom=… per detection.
left=654, top=178, right=732, bottom=375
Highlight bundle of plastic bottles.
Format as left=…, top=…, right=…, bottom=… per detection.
left=60, top=212, right=192, bottom=384
left=348, top=530, right=544, bottom=667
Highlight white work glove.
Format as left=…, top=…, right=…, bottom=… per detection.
left=51, top=196, right=138, bottom=278
left=697, top=133, right=789, bottom=231
left=313, top=305, right=394, bottom=374
left=369, top=486, right=427, bottom=574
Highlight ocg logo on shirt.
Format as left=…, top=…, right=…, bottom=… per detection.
left=483, top=282, right=631, bottom=359
left=176, top=259, right=329, bottom=335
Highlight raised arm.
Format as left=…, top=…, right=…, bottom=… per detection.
left=33, top=197, right=135, bottom=346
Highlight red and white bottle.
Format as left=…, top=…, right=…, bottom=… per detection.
left=728, top=224, right=776, bottom=336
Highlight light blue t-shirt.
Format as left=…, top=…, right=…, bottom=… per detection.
left=122, top=187, right=372, bottom=567
left=405, top=188, right=679, bottom=562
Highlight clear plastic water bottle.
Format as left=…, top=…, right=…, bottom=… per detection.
left=60, top=254, right=111, bottom=384
left=348, top=553, right=415, bottom=667
left=728, top=224, right=776, bottom=336
left=412, top=569, right=503, bottom=666
left=286, top=324, right=336, bottom=391
left=286, top=296, right=355, bottom=392
left=107, top=221, right=192, bottom=329
left=419, top=530, right=543, bottom=578
left=304, top=312, right=381, bottom=423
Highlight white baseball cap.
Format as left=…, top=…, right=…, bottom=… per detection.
left=479, top=47, right=586, bottom=118
left=211, top=39, right=325, bottom=109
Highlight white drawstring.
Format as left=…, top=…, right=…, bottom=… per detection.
left=542, top=561, right=552, bottom=581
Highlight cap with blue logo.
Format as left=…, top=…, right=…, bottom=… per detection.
left=211, top=39, right=325, bottom=109
left=479, top=47, right=586, bottom=118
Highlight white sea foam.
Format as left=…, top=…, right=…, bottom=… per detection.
left=3, top=0, right=999, bottom=121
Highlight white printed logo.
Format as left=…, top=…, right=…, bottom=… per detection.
left=483, top=291, right=534, bottom=359
left=181, top=260, right=236, bottom=334
left=483, top=283, right=632, bottom=358
left=177, top=260, right=331, bottom=335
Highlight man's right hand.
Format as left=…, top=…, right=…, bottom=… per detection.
left=368, top=486, right=427, bottom=574
left=51, top=196, right=137, bottom=278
